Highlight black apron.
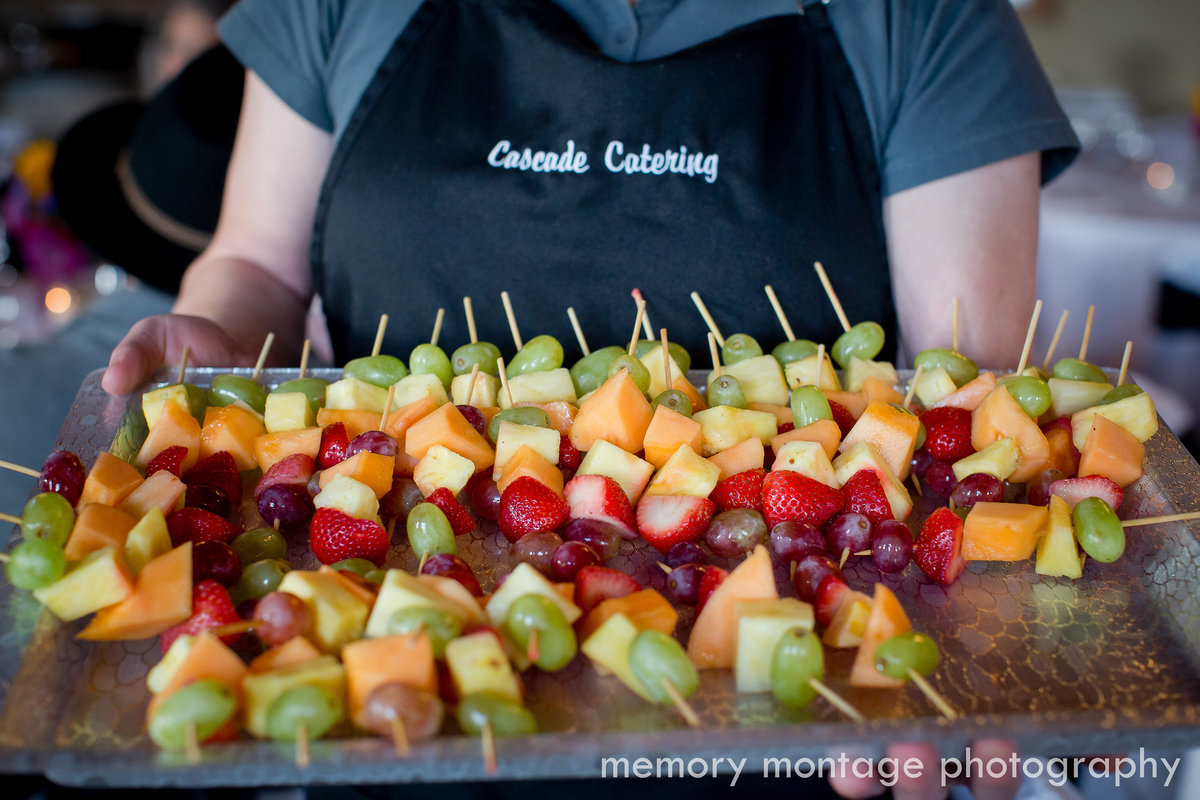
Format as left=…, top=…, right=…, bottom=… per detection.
left=311, top=0, right=893, bottom=366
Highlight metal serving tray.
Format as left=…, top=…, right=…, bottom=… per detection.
left=2, top=367, right=1199, bottom=787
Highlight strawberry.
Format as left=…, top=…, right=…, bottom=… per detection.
left=914, top=507, right=966, bottom=585
left=710, top=468, right=765, bottom=513
left=777, top=421, right=795, bottom=435
left=563, top=474, right=635, bottom=538
left=309, top=507, right=390, bottom=565
left=558, top=434, right=583, bottom=471
left=204, top=717, right=240, bottom=744
left=814, top=573, right=850, bottom=628
left=318, top=422, right=350, bottom=469
left=160, top=579, right=242, bottom=653
left=184, top=451, right=243, bottom=507
left=146, top=445, right=188, bottom=478
left=254, top=453, right=315, bottom=500
left=695, top=565, right=728, bottom=616
left=497, top=476, right=569, bottom=543
left=828, top=400, right=857, bottom=438
left=635, top=494, right=714, bottom=554
left=920, top=407, right=974, bottom=462
left=1048, top=475, right=1124, bottom=510
left=426, top=488, right=476, bottom=536
left=574, top=565, right=641, bottom=614
left=840, top=469, right=893, bottom=524
left=166, top=507, right=241, bottom=546
left=761, top=470, right=844, bottom=530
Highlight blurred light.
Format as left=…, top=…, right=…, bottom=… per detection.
left=0, top=264, right=16, bottom=288
left=44, top=286, right=72, bottom=314
left=0, top=296, right=17, bottom=322
left=94, top=264, right=121, bottom=295
left=1116, top=130, right=1153, bottom=161
left=1148, top=162, right=1176, bottom=191
left=0, top=328, right=17, bottom=349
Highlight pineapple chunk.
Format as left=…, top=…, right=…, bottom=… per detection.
left=692, top=406, right=778, bottom=455
left=580, top=613, right=654, bottom=700
left=784, top=353, right=842, bottom=392
left=707, top=355, right=788, bottom=406
left=450, top=372, right=499, bottom=407
left=33, top=547, right=133, bottom=622
left=142, top=384, right=192, bottom=429
left=390, top=374, right=449, bottom=409
left=365, top=569, right=465, bottom=638
left=277, top=570, right=371, bottom=653
left=1047, top=378, right=1113, bottom=419
left=1036, top=495, right=1084, bottom=578
left=952, top=437, right=1019, bottom=482
left=325, top=377, right=389, bottom=413
left=485, top=562, right=581, bottom=627
left=414, top=444, right=476, bottom=497
left=773, top=440, right=838, bottom=487
left=124, top=507, right=172, bottom=574
left=644, top=444, right=721, bottom=498
left=264, top=391, right=315, bottom=433
left=822, top=591, right=872, bottom=647
left=845, top=358, right=898, bottom=394
left=1071, top=391, right=1158, bottom=451
left=498, top=369, right=577, bottom=408
left=445, top=631, right=522, bottom=703
left=913, top=366, right=957, bottom=408
left=314, top=474, right=381, bottom=522
left=493, top=421, right=561, bottom=480
left=735, top=598, right=814, bottom=693
left=242, top=656, right=346, bottom=738
left=640, top=347, right=686, bottom=398
left=831, top=442, right=912, bottom=521
left=147, top=634, right=196, bottom=694
left=576, top=439, right=654, bottom=503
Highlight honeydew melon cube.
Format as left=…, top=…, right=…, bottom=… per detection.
left=485, top=562, right=581, bottom=627
left=640, top=347, right=686, bottom=399
left=264, top=391, right=315, bottom=433
left=124, top=507, right=172, bottom=575
left=643, top=444, right=721, bottom=498
left=773, top=440, right=838, bottom=488
left=707, top=355, right=789, bottom=406
left=1071, top=391, right=1158, bottom=451
left=242, top=655, right=346, bottom=738
left=450, top=372, right=499, bottom=407
left=845, top=358, right=898, bottom=394
left=913, top=366, right=958, bottom=408
left=734, top=598, right=814, bottom=693
left=277, top=570, right=371, bottom=653
left=498, top=369, right=577, bottom=409
left=493, top=422, right=561, bottom=481
left=365, top=569, right=463, bottom=638
left=952, top=437, right=1019, bottom=482
left=692, top=406, right=778, bottom=456
left=580, top=612, right=654, bottom=700
left=390, top=373, right=450, bottom=409
left=1047, top=378, right=1113, bottom=419
left=414, top=444, right=475, bottom=497
left=832, top=442, right=912, bottom=521
left=1036, top=495, right=1084, bottom=578
left=576, top=439, right=654, bottom=503
left=784, top=353, right=842, bottom=392
left=314, top=474, right=381, bottom=522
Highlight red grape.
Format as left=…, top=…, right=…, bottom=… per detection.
left=950, top=472, right=1003, bottom=509
left=380, top=477, right=424, bottom=520
left=550, top=540, right=601, bottom=582
left=870, top=520, right=913, bottom=573
left=347, top=430, right=398, bottom=459
left=665, top=540, right=708, bottom=569
left=252, top=591, right=312, bottom=646
left=924, top=461, right=958, bottom=498
left=39, top=450, right=85, bottom=506
left=361, top=682, right=444, bottom=743
left=825, top=512, right=871, bottom=556
left=468, top=475, right=501, bottom=522
left=509, top=530, right=562, bottom=575
left=1026, top=468, right=1065, bottom=506
left=705, top=508, right=767, bottom=558
left=562, top=518, right=622, bottom=561
left=193, top=540, right=242, bottom=586
left=420, top=553, right=482, bottom=596
left=792, top=553, right=841, bottom=602
left=256, top=484, right=315, bottom=531
left=768, top=520, right=825, bottom=564
left=910, top=449, right=934, bottom=479
left=185, top=484, right=232, bottom=518
left=667, top=563, right=707, bottom=605
left=456, top=405, right=487, bottom=437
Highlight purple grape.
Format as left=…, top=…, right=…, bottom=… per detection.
left=871, top=520, right=913, bottom=573
left=792, top=553, right=841, bottom=602
left=665, top=540, right=708, bottom=569
left=347, top=430, right=398, bottom=459
left=420, top=553, right=482, bottom=596
left=924, top=461, right=958, bottom=498
left=456, top=405, right=487, bottom=437
left=1026, top=468, right=1065, bottom=507
left=1002, top=479, right=1023, bottom=503
left=705, top=509, right=768, bottom=558
left=667, top=563, right=707, bottom=605
left=39, top=450, right=85, bottom=506
left=910, top=449, right=934, bottom=479
left=307, top=470, right=324, bottom=498
left=562, top=518, right=622, bottom=561
left=380, top=477, right=424, bottom=520
left=469, top=476, right=501, bottom=522
left=185, top=484, right=232, bottom=518
left=950, top=472, right=1003, bottom=509
left=824, top=512, right=872, bottom=557
left=550, top=540, right=601, bottom=582
left=768, top=520, right=825, bottom=564
left=256, top=484, right=315, bottom=530
left=193, top=540, right=242, bottom=586
left=509, top=530, right=562, bottom=575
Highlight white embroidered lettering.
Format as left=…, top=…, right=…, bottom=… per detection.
left=490, top=139, right=711, bottom=181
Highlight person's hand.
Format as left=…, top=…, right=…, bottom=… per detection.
left=101, top=313, right=259, bottom=395
left=828, top=739, right=1022, bottom=800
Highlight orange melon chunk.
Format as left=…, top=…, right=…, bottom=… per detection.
left=250, top=636, right=324, bottom=673
left=673, top=375, right=706, bottom=413
left=1044, top=425, right=1079, bottom=477
left=1078, top=414, right=1144, bottom=488
left=772, top=419, right=841, bottom=461
left=78, top=543, right=192, bottom=640
left=962, top=501, right=1048, bottom=561
left=824, top=391, right=868, bottom=420
left=319, top=450, right=395, bottom=499
left=569, top=370, right=653, bottom=454
left=404, top=402, right=494, bottom=472
left=135, top=401, right=201, bottom=471
left=971, top=387, right=1050, bottom=483
left=577, top=589, right=678, bottom=642
left=539, top=401, right=578, bottom=434
left=65, top=503, right=137, bottom=561
left=748, top=403, right=791, bottom=427
left=838, top=400, right=920, bottom=480
left=118, top=470, right=186, bottom=522
left=686, top=545, right=777, bottom=669
left=254, top=427, right=322, bottom=473
left=861, top=376, right=905, bottom=406
left=496, top=445, right=563, bottom=495
left=200, top=405, right=266, bottom=471
left=933, top=371, right=997, bottom=412
left=642, top=406, right=704, bottom=470
left=848, top=584, right=911, bottom=688
left=707, top=437, right=765, bottom=481
left=342, top=633, right=437, bottom=729
left=80, top=452, right=144, bottom=507
left=318, top=408, right=386, bottom=441
left=381, top=395, right=442, bottom=441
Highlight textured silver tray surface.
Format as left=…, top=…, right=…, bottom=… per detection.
left=2, top=367, right=1200, bottom=787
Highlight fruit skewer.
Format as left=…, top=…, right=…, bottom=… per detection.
left=251, top=333, right=275, bottom=382
left=0, top=460, right=38, bottom=478
left=764, top=284, right=797, bottom=344
left=1117, top=341, right=1133, bottom=387
left=690, top=291, right=725, bottom=347
left=1014, top=299, right=1043, bottom=375
left=566, top=307, right=589, bottom=356
left=500, top=291, right=523, bottom=352
left=813, top=261, right=852, bottom=334
left=631, top=288, right=655, bottom=341
left=298, top=339, right=312, bottom=379
left=1078, top=304, right=1096, bottom=362
left=371, top=315, right=389, bottom=358
left=1041, top=310, right=1069, bottom=372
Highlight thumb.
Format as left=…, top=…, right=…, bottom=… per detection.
left=102, top=317, right=170, bottom=395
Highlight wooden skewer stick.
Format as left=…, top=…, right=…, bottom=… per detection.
left=657, top=561, right=672, bottom=574
left=185, top=721, right=201, bottom=764
left=903, top=364, right=925, bottom=410
left=815, top=343, right=827, bottom=385
left=500, top=291, right=523, bottom=351
left=690, top=292, right=725, bottom=347
left=430, top=308, right=445, bottom=348
left=660, top=679, right=701, bottom=728
left=813, top=262, right=851, bottom=333
left=1014, top=299, right=1043, bottom=375
left=627, top=300, right=646, bottom=358
left=1078, top=304, right=1095, bottom=361
left=1118, top=341, right=1133, bottom=386
left=251, top=332, right=275, bottom=381
left=527, top=628, right=540, bottom=664
left=482, top=720, right=498, bottom=775
left=0, top=553, right=10, bottom=562
left=839, top=546, right=851, bottom=569
left=467, top=363, right=481, bottom=407
left=789, top=560, right=796, bottom=581
left=0, top=460, right=39, bottom=478
left=808, top=679, right=865, bottom=723
left=1042, top=310, right=1069, bottom=371
left=463, top=297, right=478, bottom=344
left=296, top=724, right=311, bottom=769
left=391, top=716, right=411, bottom=757
left=909, top=670, right=957, bottom=720
left=1123, top=511, right=1200, bottom=528
left=207, top=619, right=257, bottom=638
left=853, top=550, right=872, bottom=557
left=910, top=474, right=923, bottom=498
left=567, top=307, right=589, bottom=356
left=177, top=346, right=191, bottom=386
left=951, top=297, right=960, bottom=353
left=379, top=385, right=396, bottom=432
left=660, top=328, right=672, bottom=391
left=708, top=332, right=722, bottom=379
left=298, top=339, right=312, bottom=380
left=764, top=285, right=796, bottom=342
left=372, top=315, right=389, bottom=358
left=632, top=289, right=654, bottom=341
left=418, top=551, right=429, bottom=574
left=0, top=512, right=23, bottom=525
left=497, top=357, right=514, bottom=408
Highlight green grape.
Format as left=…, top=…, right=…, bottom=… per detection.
left=364, top=569, right=386, bottom=586
left=148, top=679, right=238, bottom=750
left=265, top=684, right=343, bottom=741
left=913, top=348, right=979, bottom=387
left=230, top=528, right=287, bottom=564
left=451, top=342, right=502, bottom=376
left=722, top=333, right=763, bottom=366
left=409, top=343, right=454, bottom=388
left=634, top=340, right=692, bottom=373
left=456, top=691, right=537, bottom=737
left=769, top=629, right=824, bottom=708
left=790, top=385, right=832, bottom=429
left=570, top=346, right=625, bottom=396
left=651, top=389, right=693, bottom=418
left=1098, top=385, right=1144, bottom=406
left=20, top=491, right=74, bottom=547
left=229, top=558, right=292, bottom=606
left=273, top=378, right=329, bottom=415
left=487, top=406, right=551, bottom=443
left=1020, top=365, right=1049, bottom=381
left=831, top=321, right=885, bottom=369
left=329, top=558, right=377, bottom=578
left=208, top=374, right=267, bottom=415
left=1000, top=375, right=1052, bottom=418
left=772, top=339, right=819, bottom=367
left=505, top=594, right=577, bottom=672
left=915, top=421, right=927, bottom=451
left=629, top=629, right=699, bottom=703
left=1051, top=357, right=1108, bottom=384
left=5, top=538, right=66, bottom=590
left=388, top=606, right=462, bottom=658
left=508, top=334, right=564, bottom=377
left=707, top=374, right=747, bottom=409
left=1072, top=496, right=1125, bottom=563
left=874, top=632, right=940, bottom=680
left=407, top=503, right=456, bottom=559
left=344, top=355, right=408, bottom=387
left=608, top=355, right=650, bottom=394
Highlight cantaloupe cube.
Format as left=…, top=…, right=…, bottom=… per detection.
left=962, top=501, right=1048, bottom=561
left=118, top=470, right=186, bottom=520
left=860, top=376, right=905, bottom=406
left=576, top=440, right=654, bottom=504
left=838, top=400, right=920, bottom=480
left=692, top=406, right=778, bottom=455
left=824, top=390, right=868, bottom=420
left=644, top=444, right=721, bottom=498
left=450, top=372, right=499, bottom=408
left=539, top=401, right=578, bottom=434
left=497, top=445, right=563, bottom=495
left=264, top=391, right=315, bottom=433
left=493, top=421, right=559, bottom=480
left=706, top=437, right=765, bottom=481
left=772, top=440, right=837, bottom=487
left=317, top=408, right=384, bottom=441
left=149, top=633, right=247, bottom=712
left=200, top=404, right=266, bottom=471
left=772, top=419, right=841, bottom=461
left=576, top=589, right=678, bottom=642
left=249, top=636, right=323, bottom=673
left=254, top=427, right=322, bottom=474
left=1070, top=391, right=1159, bottom=451
left=569, top=370, right=653, bottom=454
left=687, top=545, right=777, bottom=669
left=78, top=543, right=192, bottom=640
left=784, top=353, right=841, bottom=392
left=405, top=402, right=493, bottom=472
left=972, top=387, right=1050, bottom=483
left=342, top=633, right=437, bottom=728
left=1044, top=424, right=1080, bottom=477
left=135, top=401, right=201, bottom=471
left=498, top=369, right=577, bottom=409
left=932, top=371, right=997, bottom=411
left=1078, top=414, right=1144, bottom=488
left=749, top=403, right=792, bottom=427
left=65, top=503, right=137, bottom=561
left=413, top=444, right=475, bottom=497
left=848, top=584, right=911, bottom=688
left=80, top=452, right=144, bottom=507
left=319, top=450, right=395, bottom=499
left=642, top=405, right=703, bottom=470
